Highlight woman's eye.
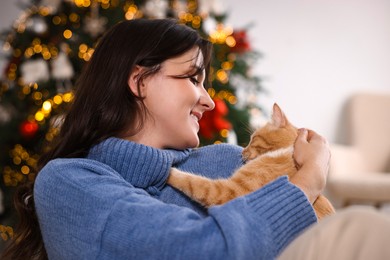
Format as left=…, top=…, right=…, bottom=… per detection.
left=190, top=77, right=200, bottom=85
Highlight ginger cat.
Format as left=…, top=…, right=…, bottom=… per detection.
left=167, top=103, right=335, bottom=220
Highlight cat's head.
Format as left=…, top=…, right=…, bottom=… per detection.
left=242, top=103, right=298, bottom=161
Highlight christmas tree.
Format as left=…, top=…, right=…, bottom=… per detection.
left=0, top=0, right=263, bottom=243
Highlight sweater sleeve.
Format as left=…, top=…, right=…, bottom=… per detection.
left=97, top=177, right=315, bottom=260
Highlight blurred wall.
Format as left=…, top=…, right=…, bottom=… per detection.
left=1, top=0, right=389, bottom=143
left=224, top=0, right=390, bottom=143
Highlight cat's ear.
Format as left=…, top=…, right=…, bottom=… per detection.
left=271, top=103, right=288, bottom=128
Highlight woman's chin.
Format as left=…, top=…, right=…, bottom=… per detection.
left=184, top=135, right=200, bottom=149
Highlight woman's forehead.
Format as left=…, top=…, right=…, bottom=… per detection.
left=164, top=48, right=203, bottom=68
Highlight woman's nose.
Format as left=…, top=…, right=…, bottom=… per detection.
left=200, top=89, right=215, bottom=111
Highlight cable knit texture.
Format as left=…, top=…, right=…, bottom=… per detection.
left=34, top=137, right=317, bottom=259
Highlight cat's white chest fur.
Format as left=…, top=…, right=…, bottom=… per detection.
left=260, top=146, right=294, bottom=159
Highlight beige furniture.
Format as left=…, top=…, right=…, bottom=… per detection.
left=327, top=92, right=390, bottom=207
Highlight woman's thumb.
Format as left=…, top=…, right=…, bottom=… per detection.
left=297, top=128, right=308, bottom=142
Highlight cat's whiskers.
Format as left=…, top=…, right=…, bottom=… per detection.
left=260, top=146, right=294, bottom=159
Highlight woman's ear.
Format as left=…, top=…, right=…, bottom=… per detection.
left=128, top=65, right=144, bottom=97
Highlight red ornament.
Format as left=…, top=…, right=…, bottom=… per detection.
left=230, top=30, right=251, bottom=53
left=199, top=98, right=232, bottom=140
left=20, top=120, right=39, bottom=138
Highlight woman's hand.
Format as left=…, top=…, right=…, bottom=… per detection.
left=290, top=128, right=331, bottom=204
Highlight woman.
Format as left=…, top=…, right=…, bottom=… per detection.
left=3, top=18, right=329, bottom=259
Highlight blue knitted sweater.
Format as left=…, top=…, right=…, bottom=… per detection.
left=34, top=137, right=317, bottom=259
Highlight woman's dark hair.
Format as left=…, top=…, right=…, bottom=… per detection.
left=2, top=18, right=212, bottom=259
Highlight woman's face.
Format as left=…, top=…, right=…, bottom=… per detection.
left=129, top=47, right=215, bottom=149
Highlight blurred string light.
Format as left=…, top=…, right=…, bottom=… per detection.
left=0, top=225, right=14, bottom=241
left=73, top=0, right=119, bottom=9
left=2, top=0, right=97, bottom=166
left=124, top=3, right=140, bottom=20
left=52, top=13, right=68, bottom=25
left=3, top=144, right=39, bottom=186
left=63, top=29, right=73, bottom=39
left=78, top=43, right=94, bottom=61
left=74, top=0, right=92, bottom=8
left=24, top=38, right=59, bottom=60
left=3, top=89, right=73, bottom=187
left=209, top=23, right=233, bottom=44
left=177, top=12, right=202, bottom=29
left=206, top=22, right=240, bottom=106
left=34, top=92, right=74, bottom=123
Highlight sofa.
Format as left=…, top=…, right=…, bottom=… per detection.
left=326, top=92, right=390, bottom=207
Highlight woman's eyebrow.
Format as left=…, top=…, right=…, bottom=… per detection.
left=167, top=65, right=204, bottom=78
left=189, top=65, right=204, bottom=76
